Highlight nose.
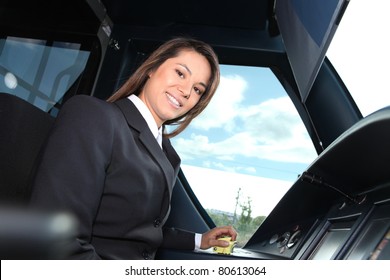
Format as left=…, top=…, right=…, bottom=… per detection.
left=178, top=83, right=191, bottom=99
left=183, top=91, right=190, bottom=99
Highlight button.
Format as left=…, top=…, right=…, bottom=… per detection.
left=277, top=231, right=290, bottom=248
left=287, top=230, right=301, bottom=249
left=269, top=234, right=279, bottom=244
left=142, top=250, right=151, bottom=260
left=153, top=218, right=161, bottom=227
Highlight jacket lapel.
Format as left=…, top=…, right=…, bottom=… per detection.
left=114, top=98, right=181, bottom=218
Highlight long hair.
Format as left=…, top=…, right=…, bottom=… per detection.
left=107, top=37, right=220, bottom=137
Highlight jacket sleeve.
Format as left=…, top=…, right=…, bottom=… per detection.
left=29, top=96, right=114, bottom=259
left=161, top=227, right=196, bottom=250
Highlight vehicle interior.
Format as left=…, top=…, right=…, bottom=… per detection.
left=1, top=0, right=390, bottom=260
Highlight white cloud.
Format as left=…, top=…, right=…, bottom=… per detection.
left=181, top=165, right=291, bottom=217
left=174, top=96, right=316, bottom=164
left=191, top=74, right=247, bottom=131
left=238, top=97, right=316, bottom=163
left=201, top=160, right=257, bottom=174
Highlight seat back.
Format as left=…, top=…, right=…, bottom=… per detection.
left=0, top=93, right=54, bottom=205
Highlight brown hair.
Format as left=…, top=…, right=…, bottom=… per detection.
left=107, top=37, right=220, bottom=137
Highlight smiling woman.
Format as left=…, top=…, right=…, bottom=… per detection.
left=170, top=64, right=318, bottom=246
left=138, top=50, right=211, bottom=127
left=28, top=37, right=236, bottom=260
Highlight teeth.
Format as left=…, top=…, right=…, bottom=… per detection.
left=167, top=93, right=181, bottom=107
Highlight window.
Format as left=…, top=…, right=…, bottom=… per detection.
left=0, top=36, right=90, bottom=115
left=327, top=0, right=390, bottom=117
left=171, top=65, right=317, bottom=247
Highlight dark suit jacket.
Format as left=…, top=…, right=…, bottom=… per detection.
left=30, top=95, right=195, bottom=259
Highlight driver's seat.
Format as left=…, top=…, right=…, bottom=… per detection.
left=0, top=93, right=54, bottom=205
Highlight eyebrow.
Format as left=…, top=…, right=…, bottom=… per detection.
left=178, top=63, right=192, bottom=75
left=178, top=63, right=208, bottom=89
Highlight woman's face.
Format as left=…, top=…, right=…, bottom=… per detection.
left=139, top=49, right=211, bottom=127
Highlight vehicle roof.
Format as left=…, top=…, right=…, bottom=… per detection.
left=101, top=0, right=272, bottom=31
left=0, top=0, right=360, bottom=150
left=98, top=0, right=285, bottom=67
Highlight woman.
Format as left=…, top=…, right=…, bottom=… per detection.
left=30, top=37, right=237, bottom=259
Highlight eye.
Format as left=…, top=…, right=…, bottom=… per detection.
left=193, top=86, right=204, bottom=95
left=175, top=69, right=184, bottom=78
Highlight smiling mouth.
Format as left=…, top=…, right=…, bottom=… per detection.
left=166, top=92, right=182, bottom=108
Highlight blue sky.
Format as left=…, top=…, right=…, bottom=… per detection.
left=169, top=65, right=318, bottom=216
left=171, top=65, right=317, bottom=183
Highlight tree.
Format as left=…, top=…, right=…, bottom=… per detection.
left=233, top=187, right=241, bottom=225
left=237, top=196, right=253, bottom=232
left=207, top=211, right=232, bottom=226
left=206, top=187, right=268, bottom=247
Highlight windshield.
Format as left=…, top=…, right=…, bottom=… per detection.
left=327, top=0, right=390, bottom=116
left=170, top=65, right=318, bottom=246
left=0, top=37, right=90, bottom=114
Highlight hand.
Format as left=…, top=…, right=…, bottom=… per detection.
left=200, top=225, right=237, bottom=250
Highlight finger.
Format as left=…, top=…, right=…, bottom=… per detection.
left=209, top=238, right=230, bottom=248
left=217, top=240, right=231, bottom=247
left=214, top=226, right=238, bottom=240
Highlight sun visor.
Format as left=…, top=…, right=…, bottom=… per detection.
left=275, top=0, right=349, bottom=102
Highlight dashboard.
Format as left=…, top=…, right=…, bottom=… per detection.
left=158, top=106, right=390, bottom=261
left=158, top=106, right=390, bottom=260
left=241, top=106, right=390, bottom=260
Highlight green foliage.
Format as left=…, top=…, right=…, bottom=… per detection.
left=208, top=211, right=233, bottom=227
left=206, top=187, right=268, bottom=247
left=207, top=209, right=266, bottom=247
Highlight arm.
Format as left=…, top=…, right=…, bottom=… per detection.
left=161, top=226, right=237, bottom=250
left=161, top=227, right=196, bottom=250
left=30, top=96, right=113, bottom=259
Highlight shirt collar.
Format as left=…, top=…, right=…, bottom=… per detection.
left=128, top=94, right=163, bottom=148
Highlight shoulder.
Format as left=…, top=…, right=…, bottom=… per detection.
left=62, top=95, right=113, bottom=112
left=53, top=95, right=124, bottom=136
left=59, top=95, right=120, bottom=121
